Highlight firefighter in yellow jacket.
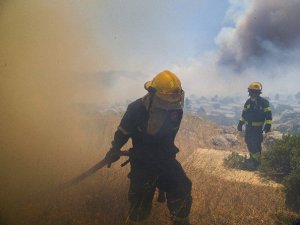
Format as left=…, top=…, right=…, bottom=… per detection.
left=105, top=71, right=192, bottom=225
left=237, top=82, right=272, bottom=168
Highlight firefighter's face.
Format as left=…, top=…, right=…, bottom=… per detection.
left=249, top=90, right=260, bottom=101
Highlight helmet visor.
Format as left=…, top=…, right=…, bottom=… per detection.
left=156, top=89, right=184, bottom=103
left=248, top=89, right=261, bottom=94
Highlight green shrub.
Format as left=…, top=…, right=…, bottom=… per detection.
left=259, top=143, right=292, bottom=181
left=259, top=135, right=300, bottom=211
left=223, top=152, right=246, bottom=169
left=273, top=211, right=300, bottom=225
left=283, top=170, right=300, bottom=211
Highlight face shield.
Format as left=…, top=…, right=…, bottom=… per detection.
left=141, top=90, right=185, bottom=135
left=248, top=89, right=260, bottom=101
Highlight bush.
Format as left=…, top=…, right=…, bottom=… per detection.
left=260, top=135, right=300, bottom=181
left=223, top=152, right=246, bottom=169
left=283, top=170, right=300, bottom=211
left=259, top=135, right=300, bottom=211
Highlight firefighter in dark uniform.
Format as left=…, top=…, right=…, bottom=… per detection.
left=105, top=70, right=192, bottom=225
left=237, top=82, right=272, bottom=168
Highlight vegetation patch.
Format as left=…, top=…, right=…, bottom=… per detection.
left=223, top=152, right=247, bottom=169
left=224, top=135, right=300, bottom=213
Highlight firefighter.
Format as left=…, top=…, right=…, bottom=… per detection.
left=105, top=70, right=192, bottom=225
left=237, top=82, right=272, bottom=169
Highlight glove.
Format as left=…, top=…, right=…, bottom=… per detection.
left=105, top=148, right=120, bottom=167
left=237, top=122, right=243, bottom=132
left=264, top=124, right=271, bottom=133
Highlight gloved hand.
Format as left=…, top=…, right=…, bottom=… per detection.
left=105, top=148, right=120, bottom=167
left=237, top=122, right=243, bottom=132
left=264, top=124, right=271, bottom=133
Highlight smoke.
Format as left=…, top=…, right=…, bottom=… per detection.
left=216, top=0, right=300, bottom=71
left=88, top=70, right=148, bottom=102
left=0, top=1, right=112, bottom=224
left=1, top=1, right=300, bottom=222
left=173, top=0, right=300, bottom=97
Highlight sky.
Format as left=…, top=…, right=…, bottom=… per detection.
left=2, top=0, right=300, bottom=103
left=78, top=0, right=300, bottom=100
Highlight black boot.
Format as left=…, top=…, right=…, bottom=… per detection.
left=242, top=158, right=257, bottom=171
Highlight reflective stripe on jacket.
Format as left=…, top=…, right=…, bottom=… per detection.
left=112, top=98, right=183, bottom=162
left=239, top=96, right=272, bottom=128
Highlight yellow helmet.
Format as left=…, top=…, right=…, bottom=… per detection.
left=144, top=70, right=183, bottom=102
left=248, top=82, right=262, bottom=92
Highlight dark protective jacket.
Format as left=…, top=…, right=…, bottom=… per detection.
left=239, top=96, right=272, bottom=129
left=110, top=98, right=192, bottom=224
left=112, top=98, right=183, bottom=163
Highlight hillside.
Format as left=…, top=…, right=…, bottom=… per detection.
left=185, top=94, right=300, bottom=135
left=1, top=112, right=295, bottom=225
left=15, top=148, right=290, bottom=225
left=184, top=148, right=280, bottom=187
left=185, top=149, right=285, bottom=225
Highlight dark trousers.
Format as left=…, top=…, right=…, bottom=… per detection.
left=127, top=158, right=192, bottom=223
left=245, top=127, right=263, bottom=154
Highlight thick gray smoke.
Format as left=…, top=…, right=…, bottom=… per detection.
left=0, top=1, right=113, bottom=224
left=216, top=0, right=300, bottom=71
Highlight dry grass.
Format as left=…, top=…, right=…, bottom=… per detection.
left=13, top=148, right=297, bottom=225
left=2, top=113, right=299, bottom=225
left=186, top=149, right=281, bottom=187
left=185, top=149, right=288, bottom=225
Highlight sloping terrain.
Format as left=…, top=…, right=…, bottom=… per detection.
left=185, top=149, right=285, bottom=225
left=1, top=112, right=293, bottom=225
left=15, top=147, right=289, bottom=225
left=184, top=148, right=281, bottom=187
